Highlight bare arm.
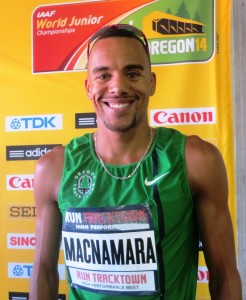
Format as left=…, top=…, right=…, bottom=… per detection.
left=186, top=136, right=242, bottom=300
left=29, top=147, right=64, bottom=300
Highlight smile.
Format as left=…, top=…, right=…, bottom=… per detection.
left=108, top=103, right=130, bottom=109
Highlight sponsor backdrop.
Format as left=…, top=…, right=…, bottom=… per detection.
left=1, top=0, right=234, bottom=299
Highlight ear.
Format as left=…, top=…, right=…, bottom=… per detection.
left=150, top=72, right=156, bottom=96
left=85, top=77, right=92, bottom=100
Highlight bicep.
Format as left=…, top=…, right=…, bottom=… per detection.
left=186, top=137, right=237, bottom=274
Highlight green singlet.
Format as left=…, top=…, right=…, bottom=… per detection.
left=59, top=127, right=199, bottom=300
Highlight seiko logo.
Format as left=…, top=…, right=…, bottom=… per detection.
left=6, top=114, right=62, bottom=131
left=75, top=113, right=97, bottom=128
left=6, top=144, right=61, bottom=160
left=8, top=206, right=37, bottom=219
left=7, top=233, right=36, bottom=249
left=150, top=107, right=216, bottom=126
left=6, top=175, right=34, bottom=190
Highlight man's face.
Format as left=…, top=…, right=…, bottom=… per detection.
left=85, top=37, right=156, bottom=132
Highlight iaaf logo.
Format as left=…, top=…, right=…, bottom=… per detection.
left=6, top=175, right=34, bottom=190
left=37, top=10, right=56, bottom=18
left=6, top=114, right=62, bottom=131
left=6, top=144, right=61, bottom=160
left=7, top=233, right=36, bottom=249
left=8, top=263, right=65, bottom=279
left=150, top=107, right=216, bottom=126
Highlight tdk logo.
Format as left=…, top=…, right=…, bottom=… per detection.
left=8, top=263, right=65, bottom=279
left=6, top=114, right=62, bottom=131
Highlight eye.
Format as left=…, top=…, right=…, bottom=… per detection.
left=96, top=73, right=111, bottom=80
left=127, top=71, right=140, bottom=79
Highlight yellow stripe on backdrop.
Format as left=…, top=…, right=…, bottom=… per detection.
left=1, top=0, right=234, bottom=299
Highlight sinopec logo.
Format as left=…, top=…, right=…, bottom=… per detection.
left=6, top=114, right=62, bottom=131
left=150, top=107, right=216, bottom=126
left=6, top=144, right=61, bottom=160
left=8, top=206, right=37, bottom=219
left=7, top=233, right=36, bottom=249
left=6, top=175, right=34, bottom=190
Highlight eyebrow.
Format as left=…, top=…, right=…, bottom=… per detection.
left=92, top=66, right=109, bottom=74
left=92, top=64, right=145, bottom=74
left=124, top=64, right=145, bottom=71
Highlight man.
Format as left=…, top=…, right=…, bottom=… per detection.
left=29, top=24, right=242, bottom=299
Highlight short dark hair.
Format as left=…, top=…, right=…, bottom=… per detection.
left=87, top=24, right=150, bottom=60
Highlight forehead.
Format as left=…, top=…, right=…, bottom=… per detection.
left=88, top=37, right=149, bottom=68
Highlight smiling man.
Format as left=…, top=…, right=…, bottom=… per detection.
left=29, top=24, right=242, bottom=300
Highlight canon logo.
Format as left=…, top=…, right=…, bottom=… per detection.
left=150, top=107, right=216, bottom=126
left=6, top=175, right=34, bottom=190
left=8, top=234, right=36, bottom=249
left=197, top=266, right=209, bottom=283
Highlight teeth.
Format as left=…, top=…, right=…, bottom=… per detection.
left=109, top=103, right=129, bottom=108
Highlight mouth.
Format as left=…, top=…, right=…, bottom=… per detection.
left=108, top=102, right=131, bottom=109
left=102, top=97, right=136, bottom=109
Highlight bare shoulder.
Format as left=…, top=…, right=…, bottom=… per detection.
left=186, top=134, right=224, bottom=158
left=34, top=145, right=65, bottom=203
left=185, top=135, right=228, bottom=197
left=36, top=145, right=65, bottom=170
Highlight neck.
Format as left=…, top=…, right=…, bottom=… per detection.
left=94, top=127, right=153, bottom=165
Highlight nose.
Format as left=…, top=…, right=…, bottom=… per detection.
left=108, top=74, right=129, bottom=94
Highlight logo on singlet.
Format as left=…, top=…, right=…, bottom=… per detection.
left=73, top=170, right=96, bottom=199
left=144, top=171, right=171, bottom=186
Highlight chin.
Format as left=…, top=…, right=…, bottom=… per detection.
left=104, top=117, right=137, bottom=132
